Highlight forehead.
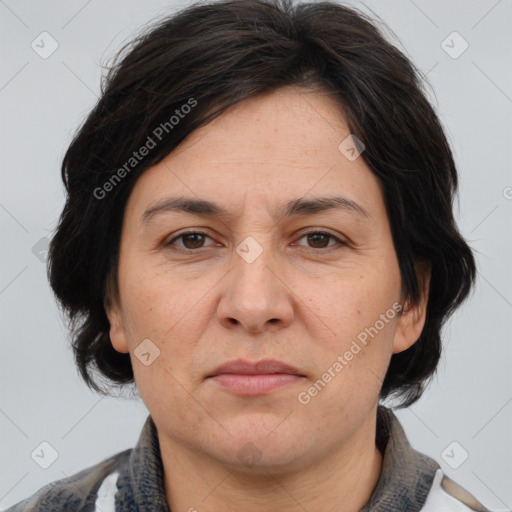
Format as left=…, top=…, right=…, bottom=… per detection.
left=180, top=86, right=349, bottom=160
left=124, top=86, right=384, bottom=223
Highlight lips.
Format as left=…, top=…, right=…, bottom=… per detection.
left=206, top=359, right=305, bottom=395
left=207, top=359, right=304, bottom=378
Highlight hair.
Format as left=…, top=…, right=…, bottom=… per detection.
left=47, top=0, right=476, bottom=406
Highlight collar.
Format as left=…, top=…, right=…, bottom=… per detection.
left=115, top=415, right=170, bottom=512
left=360, top=405, right=440, bottom=511
left=116, top=405, right=439, bottom=512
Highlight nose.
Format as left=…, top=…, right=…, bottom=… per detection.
left=216, top=240, right=294, bottom=333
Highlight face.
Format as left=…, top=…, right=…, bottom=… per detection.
left=107, top=86, right=428, bottom=474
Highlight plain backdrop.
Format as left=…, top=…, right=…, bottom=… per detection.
left=0, top=0, right=511, bottom=510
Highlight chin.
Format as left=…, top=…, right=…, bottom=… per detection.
left=205, top=419, right=313, bottom=471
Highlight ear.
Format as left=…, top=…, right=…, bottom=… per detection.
left=393, top=261, right=431, bottom=354
left=104, top=299, right=130, bottom=354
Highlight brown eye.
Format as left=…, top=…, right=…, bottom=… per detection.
left=306, top=233, right=331, bottom=249
left=295, top=231, right=345, bottom=250
left=166, top=231, right=214, bottom=251
left=180, top=233, right=207, bottom=249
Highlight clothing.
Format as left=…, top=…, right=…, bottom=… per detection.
left=5, top=406, right=496, bottom=511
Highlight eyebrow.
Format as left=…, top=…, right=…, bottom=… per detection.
left=141, top=195, right=371, bottom=224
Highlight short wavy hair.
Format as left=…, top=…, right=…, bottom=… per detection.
left=48, top=0, right=476, bottom=406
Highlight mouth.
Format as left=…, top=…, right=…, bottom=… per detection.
left=206, top=359, right=306, bottom=396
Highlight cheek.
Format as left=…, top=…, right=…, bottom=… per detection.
left=119, top=266, right=211, bottom=378
left=301, top=267, right=400, bottom=384
left=120, top=262, right=202, bottom=339
left=312, top=270, right=399, bottom=334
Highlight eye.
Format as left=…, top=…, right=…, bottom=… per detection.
left=166, top=231, right=215, bottom=251
left=293, top=230, right=346, bottom=250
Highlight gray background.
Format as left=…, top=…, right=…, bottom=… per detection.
left=1, top=0, right=511, bottom=510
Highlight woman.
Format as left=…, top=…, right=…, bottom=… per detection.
left=6, top=1, right=495, bottom=510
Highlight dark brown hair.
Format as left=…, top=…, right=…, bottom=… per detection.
left=48, top=0, right=476, bottom=406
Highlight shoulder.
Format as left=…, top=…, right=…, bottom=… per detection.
left=4, top=449, right=131, bottom=512
left=422, top=468, right=506, bottom=512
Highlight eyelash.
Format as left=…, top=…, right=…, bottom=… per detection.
left=165, top=229, right=347, bottom=253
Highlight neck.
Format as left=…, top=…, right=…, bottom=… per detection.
left=159, top=409, right=383, bottom=512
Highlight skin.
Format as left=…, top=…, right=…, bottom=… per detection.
left=106, top=85, right=430, bottom=512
